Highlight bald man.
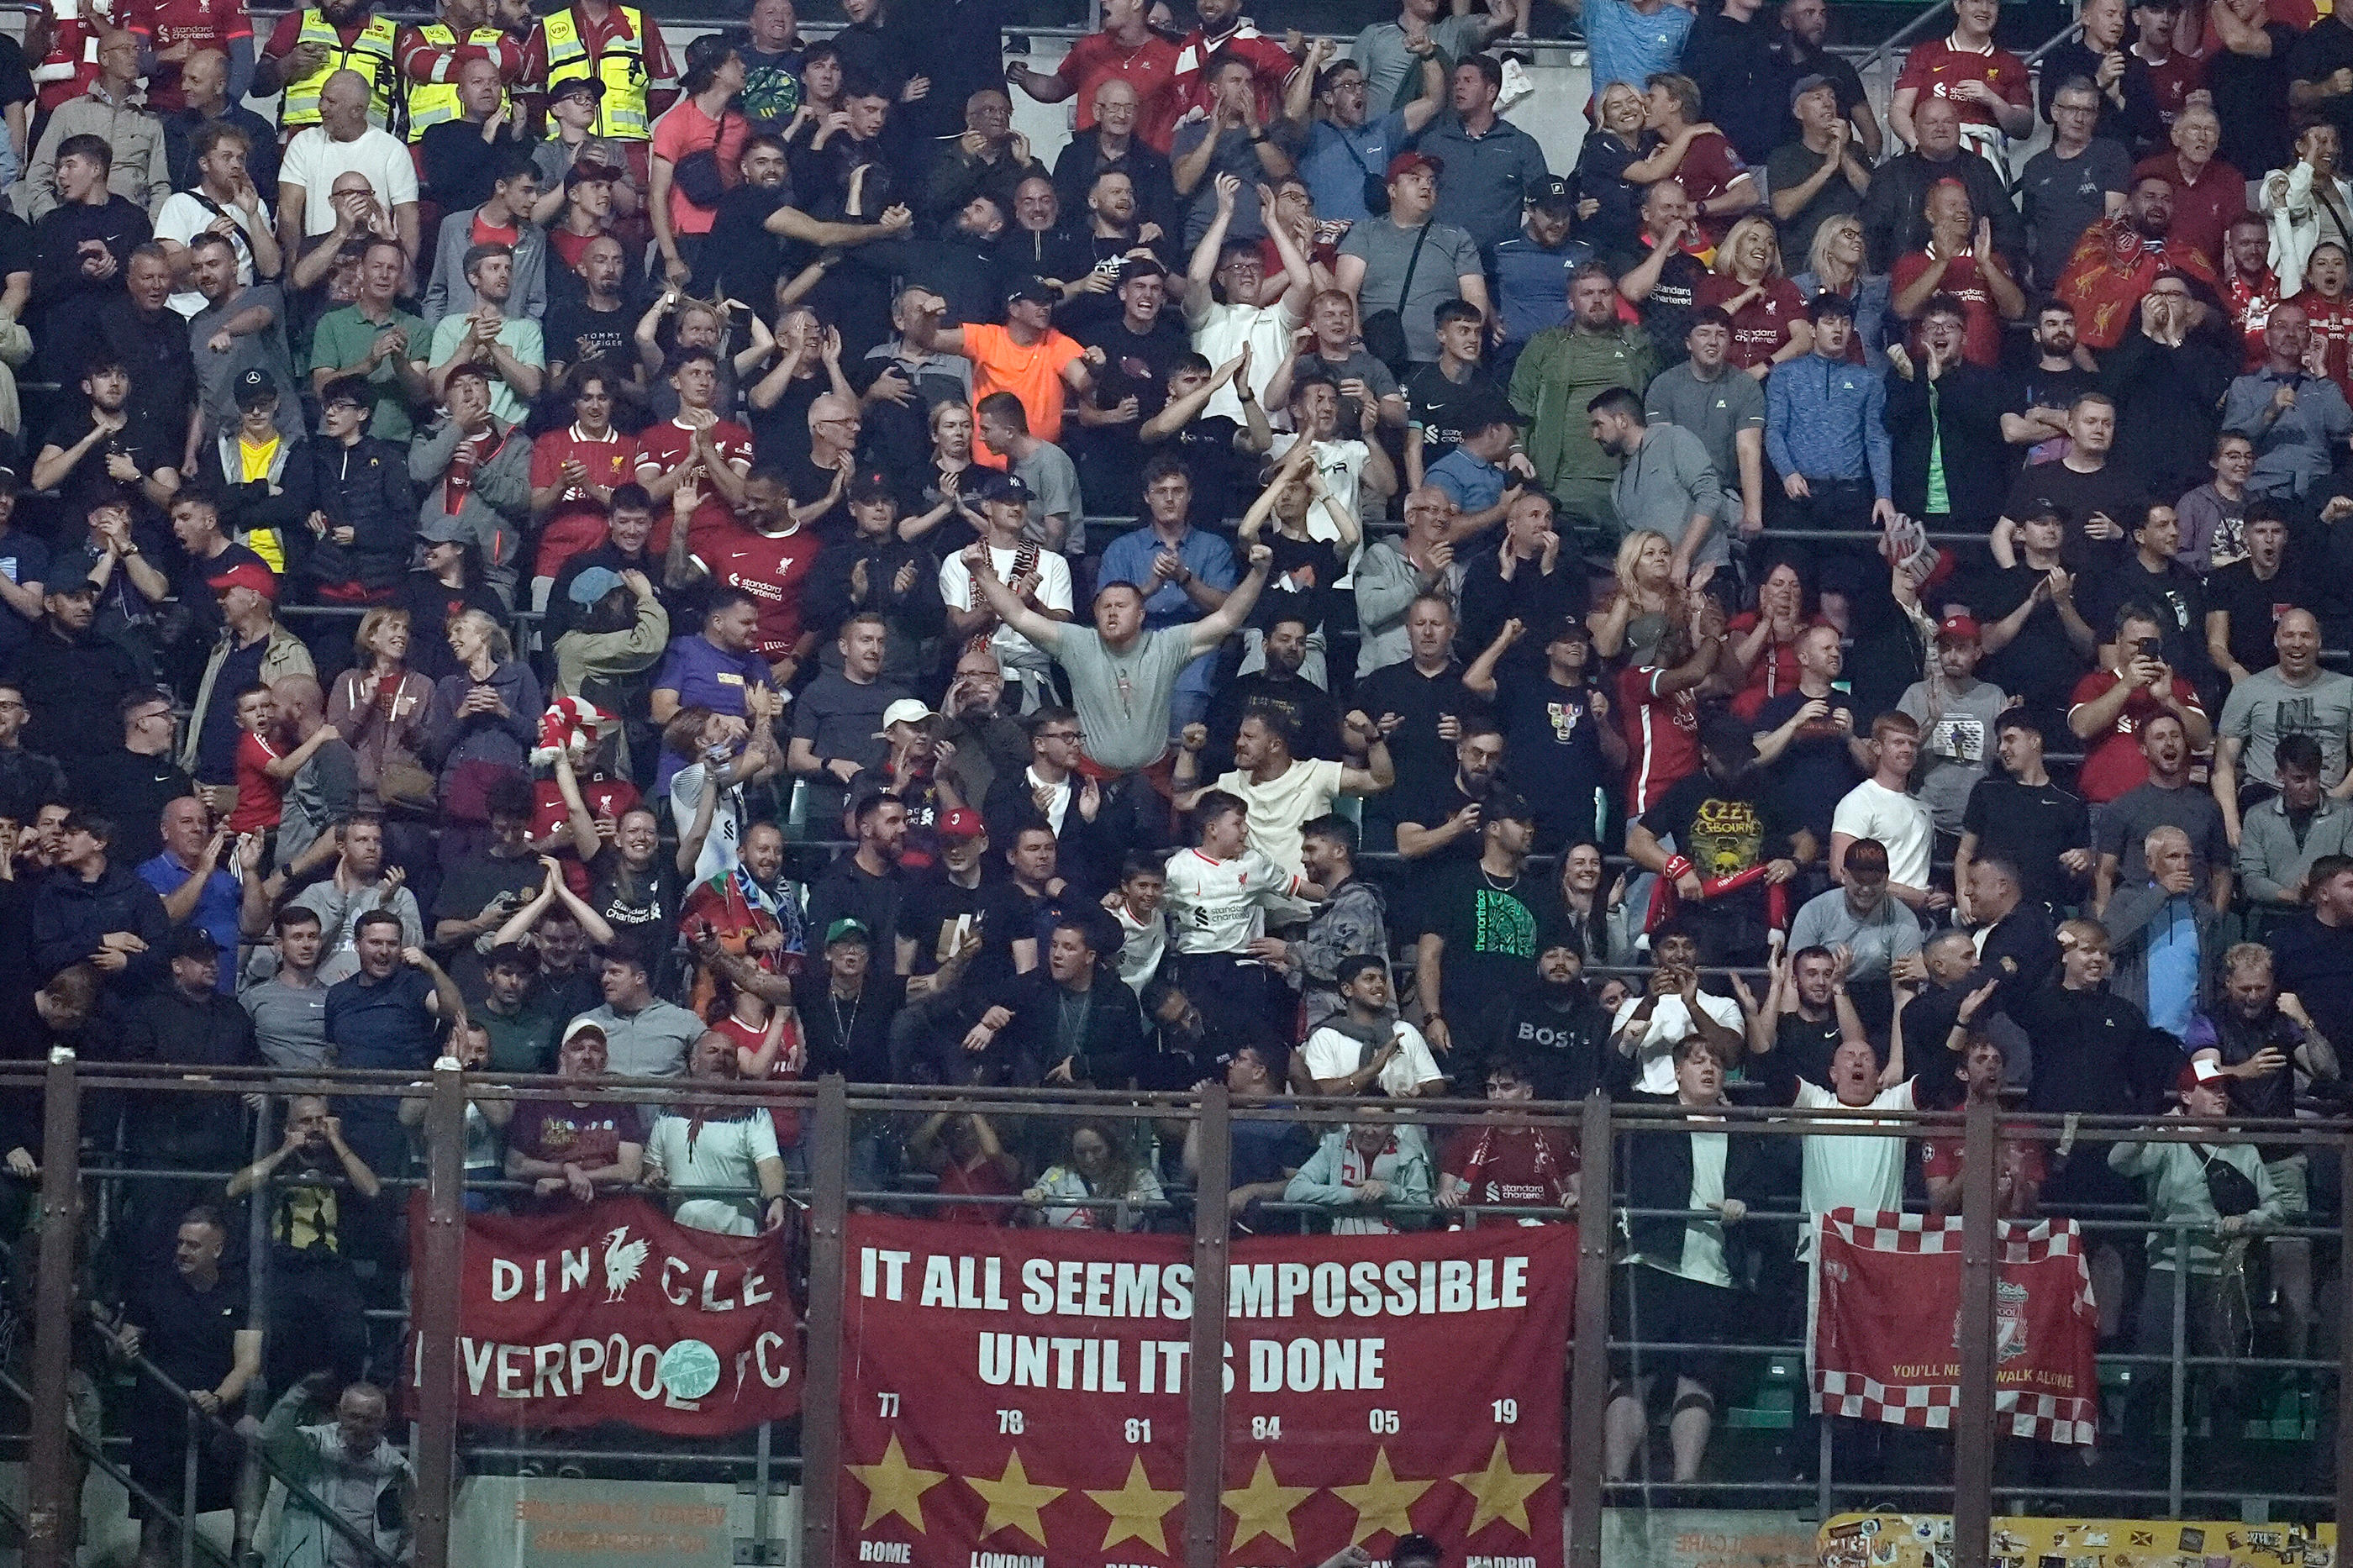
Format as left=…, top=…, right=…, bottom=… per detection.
left=2214, top=608, right=2353, bottom=840
left=270, top=675, right=358, bottom=874
left=278, top=69, right=421, bottom=262
left=137, top=796, right=245, bottom=991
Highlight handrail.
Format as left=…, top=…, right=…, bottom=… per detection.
left=93, top=1321, right=409, bottom=1568
left=0, top=1365, right=241, bottom=1568
left=1853, top=0, right=1959, bottom=78
left=2024, top=15, right=2087, bottom=68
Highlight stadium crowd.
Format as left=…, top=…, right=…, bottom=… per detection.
left=0, top=0, right=2348, bottom=1540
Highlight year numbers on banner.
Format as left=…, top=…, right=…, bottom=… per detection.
left=998, top=1409, right=1026, bottom=1434
left=1251, top=1415, right=1282, bottom=1440
left=876, top=1392, right=900, bottom=1417
left=1124, top=1418, right=1153, bottom=1443
left=1368, top=1409, right=1400, bottom=1434
left=1493, top=1398, right=1519, bottom=1423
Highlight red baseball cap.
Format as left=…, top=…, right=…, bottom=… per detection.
left=938, top=808, right=985, bottom=840
left=2177, top=1056, right=2227, bottom=1096
left=207, top=561, right=278, bottom=602
left=1936, top=614, right=1980, bottom=645
left=1386, top=151, right=1442, bottom=182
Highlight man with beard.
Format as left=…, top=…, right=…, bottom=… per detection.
left=1784, top=839, right=1924, bottom=1031
left=1180, top=706, right=1391, bottom=886
left=1630, top=710, right=1804, bottom=966
left=1466, top=611, right=1623, bottom=853
left=502, top=1019, right=645, bottom=1207
left=2094, top=710, right=2234, bottom=912
left=2053, top=174, right=2219, bottom=350
left=284, top=813, right=422, bottom=981
left=1277, top=814, right=1388, bottom=1033
left=1415, top=789, right=1555, bottom=1056
left=1609, top=921, right=1745, bottom=1092
left=643, top=1030, right=788, bottom=1235
left=678, top=820, right=807, bottom=1003
left=1203, top=615, right=1342, bottom=765
left=1301, top=952, right=1445, bottom=1097
left=667, top=462, right=823, bottom=683
left=1463, top=940, right=1613, bottom=1099
left=2003, top=300, right=2099, bottom=465
left=542, top=239, right=635, bottom=384
left=1733, top=942, right=1866, bottom=1090
left=808, top=791, right=909, bottom=960
left=1391, top=715, right=1503, bottom=871
left=1072, top=259, right=1189, bottom=515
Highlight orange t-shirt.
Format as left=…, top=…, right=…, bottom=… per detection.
left=964, top=322, right=1085, bottom=462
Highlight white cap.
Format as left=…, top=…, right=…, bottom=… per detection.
left=877, top=698, right=936, bottom=733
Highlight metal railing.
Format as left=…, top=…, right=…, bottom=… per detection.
left=6, top=1056, right=2351, bottom=1568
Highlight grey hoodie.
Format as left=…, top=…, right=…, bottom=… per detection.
left=410, top=416, right=529, bottom=603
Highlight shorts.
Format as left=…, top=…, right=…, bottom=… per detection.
left=1610, top=1261, right=1732, bottom=1399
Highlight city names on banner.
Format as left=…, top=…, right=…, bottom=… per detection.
left=413, top=1193, right=801, bottom=1434
left=837, top=1214, right=1577, bottom=1568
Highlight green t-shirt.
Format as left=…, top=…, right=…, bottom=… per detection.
left=476, top=997, right=561, bottom=1074
left=308, top=303, right=430, bottom=442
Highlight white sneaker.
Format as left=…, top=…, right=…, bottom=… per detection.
left=1498, top=55, right=1535, bottom=113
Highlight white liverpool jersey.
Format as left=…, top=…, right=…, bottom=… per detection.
left=1162, top=846, right=1304, bottom=954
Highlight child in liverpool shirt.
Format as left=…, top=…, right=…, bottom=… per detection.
left=227, top=686, right=346, bottom=845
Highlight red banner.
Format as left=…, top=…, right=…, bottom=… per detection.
left=838, top=1214, right=1577, bottom=1568
left=412, top=1195, right=802, bottom=1434
left=1807, top=1209, right=2098, bottom=1444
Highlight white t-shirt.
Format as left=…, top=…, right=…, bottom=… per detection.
left=1301, top=1018, right=1445, bottom=1096
left=1268, top=430, right=1373, bottom=532
left=669, top=760, right=745, bottom=888
left=1830, top=776, right=1935, bottom=890
left=1792, top=1076, right=1917, bottom=1255
left=154, top=190, right=270, bottom=316
left=939, top=545, right=1074, bottom=670
left=1613, top=991, right=1744, bottom=1095
left=1025, top=765, right=1071, bottom=835
left=1162, top=845, right=1305, bottom=954
left=1213, top=755, right=1345, bottom=876
left=280, top=124, right=420, bottom=236
left=644, top=1111, right=781, bottom=1236
left=1188, top=296, right=1303, bottom=423
left=1112, top=899, right=1166, bottom=996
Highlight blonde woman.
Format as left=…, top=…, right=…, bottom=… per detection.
left=1695, top=217, right=1813, bottom=374
left=1589, top=529, right=1681, bottom=662
left=422, top=608, right=542, bottom=839
left=1571, top=82, right=1652, bottom=255
left=1792, top=214, right=1891, bottom=368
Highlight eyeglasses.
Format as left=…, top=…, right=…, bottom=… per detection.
left=1036, top=729, right=1081, bottom=742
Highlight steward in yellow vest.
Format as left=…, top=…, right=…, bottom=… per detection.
left=257, top=0, right=399, bottom=131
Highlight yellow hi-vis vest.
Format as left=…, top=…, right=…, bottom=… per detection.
left=405, top=24, right=513, bottom=141
left=280, top=11, right=400, bottom=130
left=540, top=4, right=650, bottom=141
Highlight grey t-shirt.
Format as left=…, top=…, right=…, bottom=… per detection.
left=190, top=282, right=301, bottom=438
left=1055, top=624, right=1198, bottom=771
left=1896, top=676, right=2012, bottom=835
left=1292, top=348, right=1399, bottom=434
left=240, top=976, right=329, bottom=1069
left=1171, top=120, right=1272, bottom=249
left=1339, top=216, right=1482, bottom=366
left=1785, top=885, right=1924, bottom=982
left=792, top=671, right=908, bottom=771
left=2096, top=778, right=2234, bottom=888
left=2017, top=138, right=2133, bottom=291
left=1014, top=439, right=1085, bottom=552
left=1643, top=360, right=1765, bottom=495
left=2217, top=666, right=2353, bottom=788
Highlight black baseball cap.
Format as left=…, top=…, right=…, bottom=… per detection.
left=234, top=367, right=279, bottom=409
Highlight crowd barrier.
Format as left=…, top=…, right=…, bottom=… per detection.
left=1, top=1057, right=2346, bottom=1568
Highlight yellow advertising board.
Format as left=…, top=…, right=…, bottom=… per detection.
left=1820, top=1515, right=2337, bottom=1568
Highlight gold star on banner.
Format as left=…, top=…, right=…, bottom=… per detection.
left=1450, top=1435, right=1553, bottom=1537
left=847, top=1434, right=949, bottom=1532
left=1222, top=1451, right=1318, bottom=1551
left=1331, top=1446, right=1437, bottom=1545
left=1084, top=1455, right=1187, bottom=1554
left=964, top=1450, right=1066, bottom=1548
